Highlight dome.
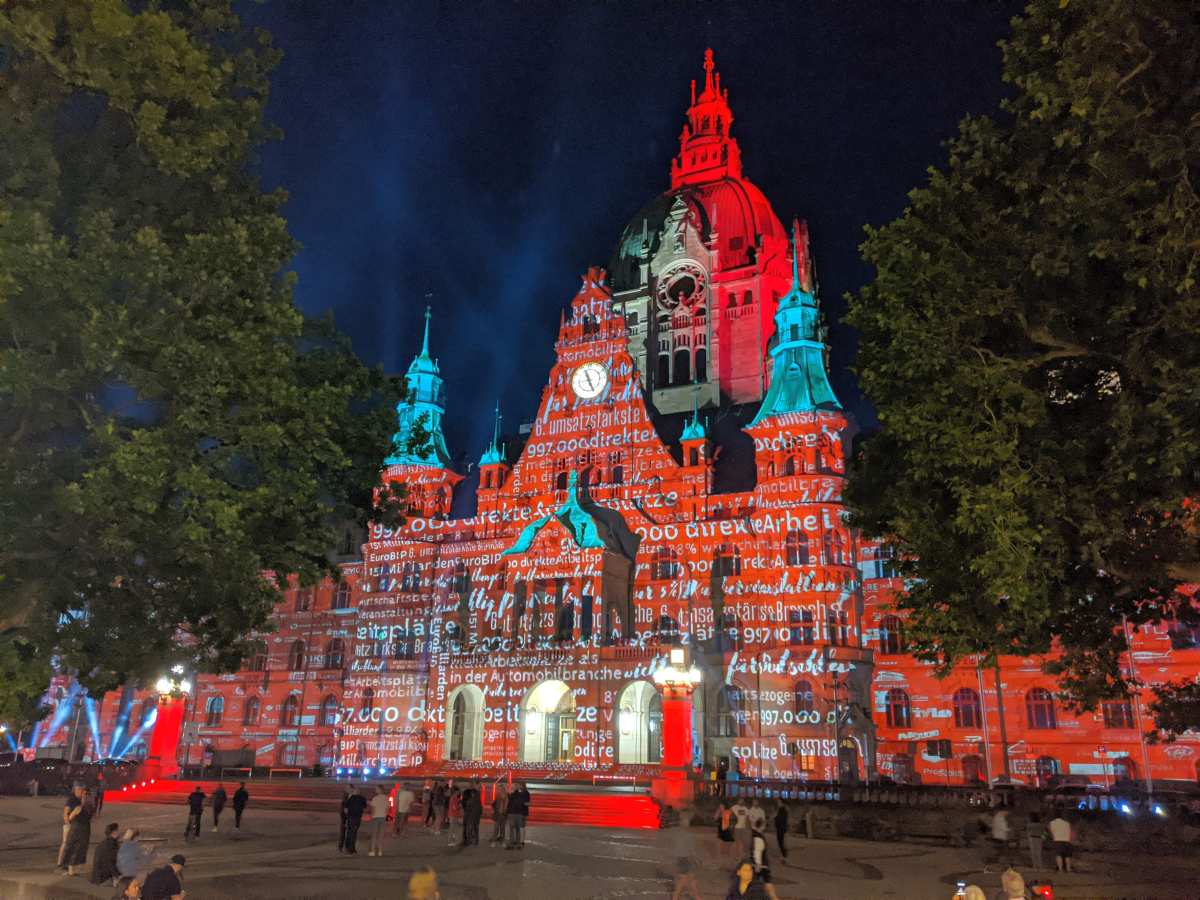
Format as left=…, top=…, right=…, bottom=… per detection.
left=608, top=177, right=787, bottom=292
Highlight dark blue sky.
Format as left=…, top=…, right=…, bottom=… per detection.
left=248, top=1, right=1023, bottom=465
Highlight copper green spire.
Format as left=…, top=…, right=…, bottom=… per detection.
left=749, top=219, right=841, bottom=425
left=480, top=400, right=505, bottom=466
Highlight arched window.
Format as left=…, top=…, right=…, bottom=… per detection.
left=294, top=588, right=312, bottom=612
left=695, top=348, right=707, bottom=382
left=447, top=686, right=485, bottom=761
left=361, top=687, right=375, bottom=714
left=1102, top=698, right=1135, bottom=729
left=204, top=696, right=224, bottom=727
left=333, top=581, right=351, bottom=610
left=555, top=601, right=575, bottom=642
left=612, top=465, right=624, bottom=484
left=672, top=349, right=691, bottom=385
left=280, top=695, right=300, bottom=728
left=783, top=456, right=797, bottom=476
left=1025, top=688, right=1057, bottom=729
left=555, top=471, right=568, bottom=491
left=320, top=694, right=339, bottom=727
left=654, top=614, right=679, bottom=643
left=287, top=639, right=306, bottom=672
left=688, top=447, right=699, bottom=466
left=246, top=641, right=268, bottom=672
left=953, top=687, right=982, bottom=728
left=742, top=290, right=752, bottom=307
left=879, top=615, right=905, bottom=655
left=885, top=688, right=911, bottom=728
left=326, top=638, right=345, bottom=670
left=652, top=547, right=678, bottom=581
left=794, top=680, right=815, bottom=715
left=393, top=629, right=415, bottom=660
left=716, top=685, right=744, bottom=737
left=657, top=354, right=670, bottom=387
left=242, top=696, right=260, bottom=726
left=715, top=544, right=742, bottom=577
left=785, top=530, right=808, bottom=566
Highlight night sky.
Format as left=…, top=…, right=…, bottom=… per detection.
left=246, top=1, right=1024, bottom=466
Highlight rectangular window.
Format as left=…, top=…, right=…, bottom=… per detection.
left=789, top=609, right=814, bottom=645
left=926, top=739, right=953, bottom=760
left=1101, top=699, right=1135, bottom=730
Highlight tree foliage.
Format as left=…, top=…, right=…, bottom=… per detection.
left=0, top=0, right=405, bottom=728
left=845, top=0, right=1200, bottom=733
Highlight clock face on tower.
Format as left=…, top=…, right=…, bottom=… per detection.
left=570, top=362, right=609, bottom=400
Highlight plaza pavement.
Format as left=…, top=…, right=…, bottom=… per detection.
left=1, top=795, right=1197, bottom=899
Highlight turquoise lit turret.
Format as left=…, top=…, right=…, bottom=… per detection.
left=749, top=219, right=841, bottom=425
left=385, top=306, right=453, bottom=467
left=680, top=391, right=707, bottom=442
left=479, top=401, right=505, bottom=466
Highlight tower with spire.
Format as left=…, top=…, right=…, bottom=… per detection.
left=476, top=401, right=509, bottom=514
left=746, top=219, right=849, bottom=485
left=382, top=307, right=461, bottom=518
left=607, top=49, right=794, bottom=414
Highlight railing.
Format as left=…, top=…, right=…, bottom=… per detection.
left=220, top=767, right=253, bottom=780
left=267, top=767, right=304, bottom=779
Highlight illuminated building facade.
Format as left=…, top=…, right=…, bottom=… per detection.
left=56, top=51, right=1200, bottom=790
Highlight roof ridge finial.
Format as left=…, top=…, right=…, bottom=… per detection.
left=421, top=305, right=432, bottom=356
left=703, top=48, right=716, bottom=95
left=492, top=400, right=502, bottom=448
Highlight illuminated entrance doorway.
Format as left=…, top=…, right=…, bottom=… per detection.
left=520, top=680, right=576, bottom=764
left=617, top=680, right=662, bottom=764
left=445, top=684, right=484, bottom=761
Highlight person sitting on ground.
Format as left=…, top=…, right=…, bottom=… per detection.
left=90, top=822, right=121, bottom=885
left=726, top=859, right=768, bottom=899
left=408, top=866, right=440, bottom=900
left=994, top=867, right=1032, bottom=899
left=140, top=854, right=186, bottom=900
left=111, top=875, right=142, bottom=899
left=117, top=828, right=155, bottom=879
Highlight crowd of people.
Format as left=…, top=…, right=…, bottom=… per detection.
left=49, top=779, right=250, bottom=898
left=335, top=777, right=532, bottom=856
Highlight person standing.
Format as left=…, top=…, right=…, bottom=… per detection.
left=421, top=780, right=435, bottom=828
left=749, top=827, right=781, bottom=900
left=1026, top=812, right=1046, bottom=870
left=506, top=781, right=531, bottom=849
left=210, top=783, right=227, bottom=833
left=730, top=798, right=750, bottom=850
left=747, top=799, right=767, bottom=834
left=988, top=808, right=1011, bottom=869
left=94, top=773, right=106, bottom=814
left=90, top=822, right=121, bottom=885
left=62, top=788, right=94, bottom=877
left=1047, top=811, right=1074, bottom=873
left=431, top=780, right=448, bottom=832
left=717, top=801, right=736, bottom=862
left=232, top=782, right=249, bottom=830
left=343, top=786, right=368, bottom=855
left=489, top=785, right=509, bottom=845
left=140, top=854, right=186, bottom=900
left=184, top=786, right=205, bottom=842
left=670, top=816, right=702, bottom=900
left=392, top=782, right=415, bottom=835
left=462, top=781, right=483, bottom=847
left=338, top=785, right=353, bottom=853
left=367, top=786, right=389, bottom=856
left=773, top=803, right=789, bottom=861
left=56, top=784, right=85, bottom=871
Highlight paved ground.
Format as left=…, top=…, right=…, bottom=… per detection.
left=1, top=795, right=1198, bottom=899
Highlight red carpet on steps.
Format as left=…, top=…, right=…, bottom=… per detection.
left=109, top=778, right=662, bottom=830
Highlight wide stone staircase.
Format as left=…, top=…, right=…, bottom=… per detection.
left=109, top=776, right=662, bottom=829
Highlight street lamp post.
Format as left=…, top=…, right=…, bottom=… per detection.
left=651, top=645, right=702, bottom=810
